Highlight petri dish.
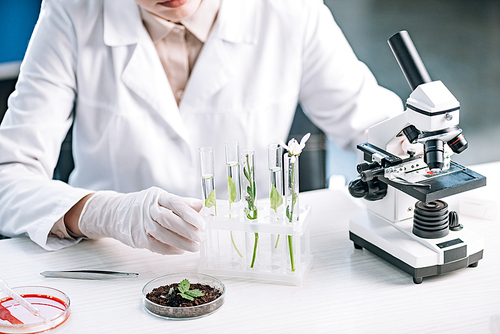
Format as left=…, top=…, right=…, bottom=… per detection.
left=0, top=286, right=70, bottom=333
left=142, top=273, right=225, bottom=320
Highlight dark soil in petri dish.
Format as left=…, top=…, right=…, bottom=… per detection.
left=146, top=283, right=222, bottom=308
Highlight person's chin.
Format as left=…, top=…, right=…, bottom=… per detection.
left=157, top=0, right=189, bottom=9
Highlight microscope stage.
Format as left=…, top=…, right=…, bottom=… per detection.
left=381, top=161, right=486, bottom=203
left=349, top=210, right=483, bottom=284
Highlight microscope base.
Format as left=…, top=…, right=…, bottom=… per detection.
left=349, top=211, right=484, bottom=284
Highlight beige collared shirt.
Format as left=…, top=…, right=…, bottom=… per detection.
left=140, top=0, right=220, bottom=105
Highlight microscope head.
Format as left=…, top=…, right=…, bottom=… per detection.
left=389, top=31, right=468, bottom=172
left=404, top=80, right=468, bottom=171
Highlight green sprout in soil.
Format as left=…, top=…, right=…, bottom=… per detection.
left=173, top=279, right=205, bottom=301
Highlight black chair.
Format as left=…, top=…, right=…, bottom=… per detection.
left=287, top=105, right=327, bottom=191
left=53, top=126, right=74, bottom=183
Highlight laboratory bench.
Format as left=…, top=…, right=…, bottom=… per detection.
left=0, top=162, right=499, bottom=333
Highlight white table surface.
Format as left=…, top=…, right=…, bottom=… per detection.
left=1, top=163, right=499, bottom=334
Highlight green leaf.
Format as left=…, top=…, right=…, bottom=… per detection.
left=243, top=166, right=250, bottom=182
left=176, top=279, right=205, bottom=300
left=178, top=292, right=194, bottom=301
left=292, top=191, right=298, bottom=208
left=270, top=183, right=283, bottom=213
left=168, top=287, right=174, bottom=295
left=178, top=279, right=190, bottom=293
left=227, top=176, right=237, bottom=204
left=205, top=188, right=217, bottom=209
left=185, top=289, right=204, bottom=298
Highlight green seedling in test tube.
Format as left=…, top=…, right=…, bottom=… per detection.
left=280, top=133, right=310, bottom=272
left=199, top=147, right=217, bottom=216
left=225, top=141, right=243, bottom=258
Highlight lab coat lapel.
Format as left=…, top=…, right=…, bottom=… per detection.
left=181, top=0, right=260, bottom=109
left=103, top=0, right=189, bottom=143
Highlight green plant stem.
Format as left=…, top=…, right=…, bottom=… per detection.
left=270, top=183, right=283, bottom=249
left=228, top=200, right=243, bottom=258
left=230, top=231, right=243, bottom=258
left=288, top=235, right=295, bottom=272
left=250, top=232, right=259, bottom=268
left=286, top=159, right=297, bottom=272
left=244, top=157, right=257, bottom=218
left=244, top=154, right=259, bottom=268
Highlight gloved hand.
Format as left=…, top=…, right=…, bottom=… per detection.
left=386, top=135, right=424, bottom=157
left=78, top=187, right=206, bottom=255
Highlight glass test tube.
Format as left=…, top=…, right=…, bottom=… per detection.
left=268, top=143, right=284, bottom=216
left=199, top=147, right=219, bottom=264
left=240, top=149, right=257, bottom=220
left=225, top=141, right=242, bottom=211
left=225, top=141, right=244, bottom=262
left=241, top=149, right=259, bottom=268
left=268, top=143, right=285, bottom=270
left=199, top=147, right=217, bottom=216
left=284, top=152, right=299, bottom=272
left=284, top=153, right=299, bottom=223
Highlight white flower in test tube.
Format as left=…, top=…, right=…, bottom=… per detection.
left=280, top=133, right=310, bottom=162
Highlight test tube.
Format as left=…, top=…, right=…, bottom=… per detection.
left=225, top=141, right=244, bottom=262
left=199, top=147, right=219, bottom=264
left=240, top=149, right=257, bottom=220
left=241, top=149, right=259, bottom=268
left=199, top=147, right=217, bottom=216
left=284, top=152, right=299, bottom=272
left=284, top=153, right=299, bottom=223
left=225, top=141, right=242, bottom=211
left=268, top=143, right=284, bottom=216
left=268, top=143, right=285, bottom=270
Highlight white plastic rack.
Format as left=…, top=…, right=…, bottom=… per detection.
left=198, top=200, right=312, bottom=286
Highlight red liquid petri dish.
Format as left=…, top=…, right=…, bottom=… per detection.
left=0, top=286, right=70, bottom=333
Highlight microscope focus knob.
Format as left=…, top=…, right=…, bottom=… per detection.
left=365, top=179, right=388, bottom=201
left=348, top=177, right=368, bottom=198
left=449, top=211, right=463, bottom=231
left=348, top=177, right=387, bottom=201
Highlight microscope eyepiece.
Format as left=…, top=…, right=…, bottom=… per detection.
left=424, top=139, right=445, bottom=172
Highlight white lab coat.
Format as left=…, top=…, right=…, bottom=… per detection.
left=0, top=0, right=402, bottom=250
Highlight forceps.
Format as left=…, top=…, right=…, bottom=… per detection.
left=40, top=270, right=139, bottom=280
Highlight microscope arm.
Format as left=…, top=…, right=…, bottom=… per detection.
left=365, top=113, right=409, bottom=152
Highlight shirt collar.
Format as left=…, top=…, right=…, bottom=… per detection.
left=140, top=0, right=220, bottom=43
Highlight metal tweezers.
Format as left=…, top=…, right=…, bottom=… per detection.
left=41, top=270, right=139, bottom=280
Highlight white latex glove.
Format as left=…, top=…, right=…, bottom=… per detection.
left=78, top=187, right=206, bottom=255
left=386, top=135, right=423, bottom=157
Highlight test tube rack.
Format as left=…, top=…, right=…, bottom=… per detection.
left=198, top=200, right=312, bottom=286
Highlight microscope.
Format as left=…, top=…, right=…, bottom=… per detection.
left=348, top=31, right=486, bottom=284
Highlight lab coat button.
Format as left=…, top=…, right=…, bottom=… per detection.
left=56, top=231, right=65, bottom=239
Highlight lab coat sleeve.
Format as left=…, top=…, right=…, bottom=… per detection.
left=0, top=0, right=92, bottom=250
left=298, top=1, right=403, bottom=150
